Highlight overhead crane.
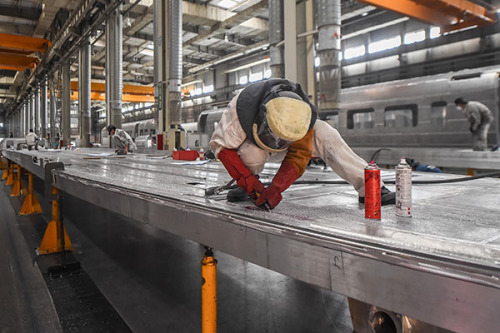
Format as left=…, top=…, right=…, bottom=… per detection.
left=357, top=0, right=496, bottom=33
left=46, top=81, right=156, bottom=103
left=0, top=33, right=51, bottom=71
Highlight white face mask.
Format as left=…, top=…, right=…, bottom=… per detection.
left=457, top=106, right=463, bottom=111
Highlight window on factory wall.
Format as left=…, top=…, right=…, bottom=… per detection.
left=430, top=101, right=447, bottom=127
left=239, top=75, right=248, bottom=85
left=202, top=85, right=214, bottom=93
left=368, top=36, right=401, bottom=54
left=384, top=104, right=418, bottom=127
left=70, top=118, right=78, bottom=129
left=344, top=45, right=366, bottom=60
left=404, top=30, right=425, bottom=44
left=249, top=72, right=263, bottom=83
left=430, top=26, right=441, bottom=39
left=347, top=108, right=375, bottom=129
left=264, top=68, right=272, bottom=78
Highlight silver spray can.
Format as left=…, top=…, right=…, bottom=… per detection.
left=395, top=158, right=412, bottom=217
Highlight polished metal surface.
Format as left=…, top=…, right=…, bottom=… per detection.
left=2, top=148, right=500, bottom=332
left=353, top=147, right=500, bottom=170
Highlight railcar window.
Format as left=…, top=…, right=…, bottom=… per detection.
left=430, top=101, right=447, bottom=126
left=384, top=104, right=418, bottom=127
left=199, top=114, right=208, bottom=134
left=347, top=108, right=374, bottom=129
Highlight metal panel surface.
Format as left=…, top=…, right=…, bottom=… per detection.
left=1, top=148, right=500, bottom=332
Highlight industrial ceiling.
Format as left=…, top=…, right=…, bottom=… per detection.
left=0, top=0, right=499, bottom=117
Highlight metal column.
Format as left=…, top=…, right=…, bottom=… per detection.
left=30, top=94, right=34, bottom=132
left=316, top=0, right=341, bottom=112
left=49, top=76, right=56, bottom=144
left=159, top=0, right=168, bottom=142
left=158, top=0, right=184, bottom=150
left=106, top=6, right=123, bottom=140
left=41, top=78, right=47, bottom=140
left=154, top=0, right=162, bottom=134
left=167, top=0, right=183, bottom=149
left=284, top=0, right=297, bottom=81
left=62, top=61, right=71, bottom=147
left=269, top=0, right=284, bottom=78
left=79, top=27, right=91, bottom=147
left=34, top=85, right=40, bottom=134
left=20, top=104, right=24, bottom=136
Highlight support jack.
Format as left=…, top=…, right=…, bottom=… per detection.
left=201, top=246, right=217, bottom=333
left=20, top=172, right=42, bottom=215
left=38, top=188, right=73, bottom=254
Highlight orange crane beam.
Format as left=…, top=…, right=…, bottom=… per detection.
left=357, top=0, right=456, bottom=26
left=70, top=91, right=154, bottom=103
left=70, top=81, right=154, bottom=95
left=357, top=0, right=495, bottom=32
left=0, top=33, right=51, bottom=55
left=0, top=53, right=38, bottom=71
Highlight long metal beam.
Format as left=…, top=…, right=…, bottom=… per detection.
left=357, top=0, right=495, bottom=31
left=1, top=149, right=499, bottom=333
left=0, top=33, right=51, bottom=55
left=69, top=91, right=154, bottom=103
left=70, top=81, right=154, bottom=95
left=0, top=53, right=39, bottom=71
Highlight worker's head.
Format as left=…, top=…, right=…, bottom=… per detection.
left=253, top=91, right=312, bottom=153
left=107, top=124, right=116, bottom=135
left=29, top=128, right=33, bottom=133
left=455, top=98, right=467, bottom=110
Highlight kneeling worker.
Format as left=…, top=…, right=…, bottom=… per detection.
left=209, top=79, right=395, bottom=210
left=26, top=129, right=39, bottom=151
left=107, top=125, right=136, bottom=155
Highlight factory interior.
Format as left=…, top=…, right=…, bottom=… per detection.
left=1, top=0, right=500, bottom=332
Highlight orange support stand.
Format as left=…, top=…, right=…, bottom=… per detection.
left=10, top=164, right=26, bottom=196
left=0, top=156, right=5, bottom=170
left=5, top=162, right=14, bottom=185
left=2, top=159, right=9, bottom=180
left=38, top=187, right=73, bottom=254
left=20, top=172, right=42, bottom=215
left=201, top=247, right=217, bottom=333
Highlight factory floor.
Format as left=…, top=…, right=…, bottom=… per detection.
left=0, top=175, right=353, bottom=332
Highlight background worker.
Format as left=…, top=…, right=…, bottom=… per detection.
left=210, top=78, right=395, bottom=210
left=107, top=124, right=136, bottom=155
left=455, top=98, right=494, bottom=151
left=25, top=129, right=39, bottom=151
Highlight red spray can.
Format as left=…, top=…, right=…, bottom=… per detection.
left=364, top=161, right=381, bottom=219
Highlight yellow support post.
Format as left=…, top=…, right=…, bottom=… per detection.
left=468, top=168, right=475, bottom=176
left=201, top=247, right=217, bottom=333
left=5, top=162, right=14, bottom=185
left=38, top=187, right=73, bottom=254
left=2, top=159, right=9, bottom=180
left=10, top=164, right=27, bottom=197
left=20, top=172, right=42, bottom=215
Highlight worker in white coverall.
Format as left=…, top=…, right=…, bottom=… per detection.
left=455, top=98, right=495, bottom=151
left=25, top=129, right=39, bottom=151
left=107, top=125, right=137, bottom=155
left=210, top=79, right=395, bottom=210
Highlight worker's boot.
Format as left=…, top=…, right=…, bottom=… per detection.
left=358, top=186, right=396, bottom=206
left=227, top=187, right=251, bottom=202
